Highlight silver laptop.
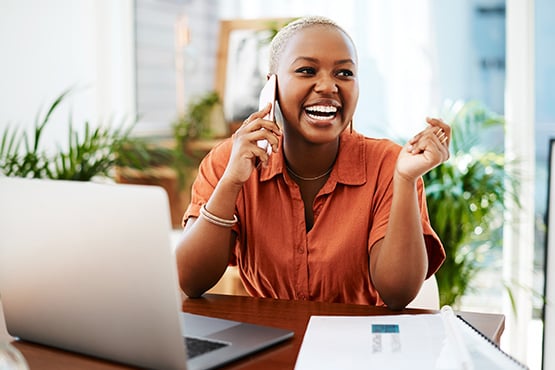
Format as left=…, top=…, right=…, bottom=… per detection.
left=0, top=177, right=293, bottom=370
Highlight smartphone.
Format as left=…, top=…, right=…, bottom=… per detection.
left=257, top=74, right=277, bottom=155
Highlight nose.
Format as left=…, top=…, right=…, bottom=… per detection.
left=314, top=74, right=338, bottom=94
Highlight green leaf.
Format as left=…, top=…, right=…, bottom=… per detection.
left=1, top=88, right=137, bottom=181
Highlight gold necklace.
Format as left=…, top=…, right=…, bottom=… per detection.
left=286, top=164, right=333, bottom=181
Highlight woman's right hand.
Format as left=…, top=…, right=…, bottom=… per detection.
left=223, top=103, right=282, bottom=185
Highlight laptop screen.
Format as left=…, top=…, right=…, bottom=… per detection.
left=0, top=178, right=188, bottom=369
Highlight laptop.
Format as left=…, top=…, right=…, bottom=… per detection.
left=0, top=177, right=293, bottom=370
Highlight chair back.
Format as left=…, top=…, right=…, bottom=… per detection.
left=407, top=274, right=440, bottom=309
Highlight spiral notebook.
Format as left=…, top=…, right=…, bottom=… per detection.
left=295, top=307, right=528, bottom=370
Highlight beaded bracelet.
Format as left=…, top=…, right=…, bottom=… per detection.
left=199, top=204, right=238, bottom=228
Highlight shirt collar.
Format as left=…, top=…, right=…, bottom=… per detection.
left=259, top=131, right=366, bottom=186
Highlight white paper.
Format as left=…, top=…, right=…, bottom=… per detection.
left=440, top=306, right=474, bottom=370
left=294, top=313, right=527, bottom=370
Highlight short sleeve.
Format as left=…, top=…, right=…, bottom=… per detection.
left=182, top=139, right=234, bottom=227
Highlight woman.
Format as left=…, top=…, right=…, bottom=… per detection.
left=175, top=16, right=450, bottom=309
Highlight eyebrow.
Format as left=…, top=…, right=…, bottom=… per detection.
left=291, top=56, right=356, bottom=66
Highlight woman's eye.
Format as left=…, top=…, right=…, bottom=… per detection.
left=337, top=69, right=354, bottom=77
left=295, top=67, right=316, bottom=75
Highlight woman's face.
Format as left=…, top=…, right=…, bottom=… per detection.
left=275, top=26, right=359, bottom=145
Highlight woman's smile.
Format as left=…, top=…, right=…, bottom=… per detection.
left=305, top=104, right=338, bottom=120
left=303, top=97, right=342, bottom=127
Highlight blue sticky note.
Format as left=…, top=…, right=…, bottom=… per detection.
left=371, top=324, right=400, bottom=333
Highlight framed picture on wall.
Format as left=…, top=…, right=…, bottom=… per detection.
left=215, top=18, right=293, bottom=128
left=544, top=138, right=555, bottom=369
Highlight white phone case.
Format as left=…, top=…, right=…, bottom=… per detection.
left=257, top=74, right=277, bottom=155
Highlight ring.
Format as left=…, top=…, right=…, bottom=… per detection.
left=434, top=128, right=448, bottom=145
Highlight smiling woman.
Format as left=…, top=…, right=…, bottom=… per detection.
left=175, top=16, right=450, bottom=311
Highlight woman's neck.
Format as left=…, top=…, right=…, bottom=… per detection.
left=283, top=136, right=339, bottom=179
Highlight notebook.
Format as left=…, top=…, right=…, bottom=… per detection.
left=0, top=177, right=293, bottom=370
left=295, top=309, right=528, bottom=370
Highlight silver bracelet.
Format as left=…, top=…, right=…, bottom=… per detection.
left=199, top=204, right=238, bottom=228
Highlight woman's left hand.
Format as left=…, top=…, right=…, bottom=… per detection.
left=395, top=117, right=451, bottom=182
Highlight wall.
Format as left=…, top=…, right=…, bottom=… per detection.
left=0, top=0, right=134, bottom=151
left=134, top=0, right=220, bottom=135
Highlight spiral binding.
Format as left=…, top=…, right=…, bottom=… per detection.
left=456, top=314, right=529, bottom=369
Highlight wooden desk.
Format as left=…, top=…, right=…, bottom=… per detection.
left=10, top=294, right=505, bottom=370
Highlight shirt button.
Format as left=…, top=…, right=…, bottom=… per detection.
left=297, top=247, right=304, bottom=254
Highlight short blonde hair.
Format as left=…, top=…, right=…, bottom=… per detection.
left=268, top=16, right=356, bottom=73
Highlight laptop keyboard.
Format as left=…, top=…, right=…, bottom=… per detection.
left=184, top=336, right=230, bottom=359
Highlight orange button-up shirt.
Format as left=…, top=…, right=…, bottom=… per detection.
left=184, top=131, right=445, bottom=305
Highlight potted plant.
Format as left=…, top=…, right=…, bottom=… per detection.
left=0, top=89, right=134, bottom=181
left=172, top=91, right=226, bottom=145
left=423, top=100, right=520, bottom=307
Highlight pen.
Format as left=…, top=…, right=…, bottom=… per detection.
left=440, top=305, right=474, bottom=370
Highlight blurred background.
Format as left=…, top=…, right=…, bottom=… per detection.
left=1, top=1, right=553, bottom=369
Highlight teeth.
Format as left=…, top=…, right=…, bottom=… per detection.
left=305, top=105, right=338, bottom=120
left=308, top=113, right=332, bottom=121
left=306, top=105, right=338, bottom=114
